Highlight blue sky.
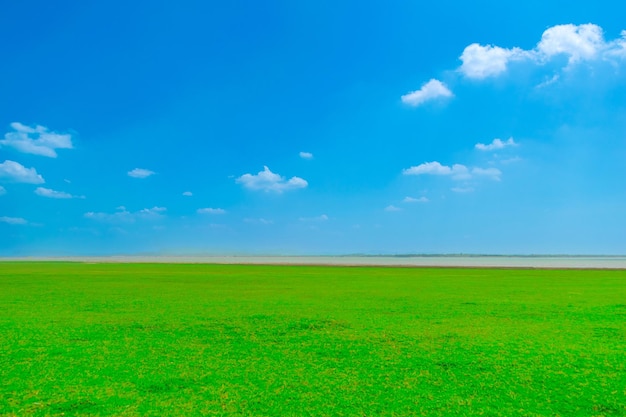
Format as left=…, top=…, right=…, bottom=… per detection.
left=1, top=1, right=625, bottom=255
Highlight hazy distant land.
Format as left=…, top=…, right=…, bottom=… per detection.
left=3, top=255, right=626, bottom=269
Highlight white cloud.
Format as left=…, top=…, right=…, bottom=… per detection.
left=385, top=205, right=402, bottom=212
left=182, top=191, right=193, bottom=197
left=128, top=168, right=155, bottom=178
left=401, top=79, right=453, bottom=106
left=236, top=166, right=308, bottom=193
left=0, top=122, right=73, bottom=158
left=403, top=161, right=470, bottom=180
left=35, top=187, right=84, bottom=199
left=475, top=137, right=518, bottom=151
left=84, top=206, right=166, bottom=223
left=403, top=161, right=501, bottom=181
left=403, top=196, right=429, bottom=203
left=0, top=160, right=45, bottom=184
left=472, top=167, right=502, bottom=181
left=451, top=187, right=475, bottom=193
left=299, top=151, right=314, bottom=159
left=0, top=216, right=27, bottom=225
left=299, top=214, right=329, bottom=222
left=0, top=186, right=5, bottom=195
left=197, top=208, right=226, bottom=215
left=458, top=23, right=626, bottom=80
left=460, top=44, right=526, bottom=79
left=537, top=24, right=604, bottom=63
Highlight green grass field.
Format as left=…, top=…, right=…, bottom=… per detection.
left=1, top=262, right=625, bottom=416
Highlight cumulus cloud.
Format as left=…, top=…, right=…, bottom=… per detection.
left=182, top=191, right=193, bottom=197
left=128, top=168, right=155, bottom=178
left=197, top=208, right=226, bottom=215
left=459, top=23, right=626, bottom=80
left=84, top=206, right=166, bottom=223
left=403, top=161, right=470, bottom=180
left=35, top=187, right=84, bottom=199
left=236, top=166, right=308, bottom=193
left=0, top=216, right=27, bottom=225
left=403, top=161, right=500, bottom=181
left=299, top=151, right=314, bottom=159
left=404, top=196, right=429, bottom=203
left=537, top=23, right=604, bottom=63
left=0, top=160, right=45, bottom=184
left=0, top=122, right=73, bottom=158
left=460, top=44, right=527, bottom=79
left=384, top=205, right=402, bottom=212
left=475, top=137, right=518, bottom=151
left=401, top=79, right=454, bottom=106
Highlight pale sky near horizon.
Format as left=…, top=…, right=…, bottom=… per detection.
left=1, top=1, right=625, bottom=255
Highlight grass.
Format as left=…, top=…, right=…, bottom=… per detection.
left=0, top=262, right=625, bottom=416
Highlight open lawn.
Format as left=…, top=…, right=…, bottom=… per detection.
left=1, top=262, right=625, bottom=416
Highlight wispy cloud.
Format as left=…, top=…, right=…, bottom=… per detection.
left=35, top=187, right=84, bottom=199
left=401, top=79, right=454, bottom=107
left=299, top=151, right=314, bottom=159
left=0, top=216, right=28, bottom=225
left=475, top=137, right=518, bottom=151
left=128, top=168, right=155, bottom=179
left=84, top=206, right=166, bottom=223
left=403, top=161, right=501, bottom=181
left=403, top=196, right=429, bottom=203
left=299, top=214, right=329, bottom=222
left=197, top=208, right=226, bottom=215
left=0, top=186, right=5, bottom=196
left=0, top=122, right=73, bottom=158
left=451, top=186, right=475, bottom=193
left=182, top=191, right=193, bottom=197
left=384, top=205, right=402, bottom=212
left=0, top=160, right=45, bottom=184
left=244, top=218, right=273, bottom=225
left=236, top=166, right=308, bottom=193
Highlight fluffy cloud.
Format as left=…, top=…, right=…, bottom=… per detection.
left=404, top=196, right=429, bottom=203
left=84, top=206, right=166, bottom=223
left=197, top=208, right=226, bottom=215
left=236, top=166, right=308, bottom=193
left=537, top=24, right=604, bottom=63
left=0, top=216, right=27, bottom=225
left=182, top=191, right=193, bottom=197
left=0, top=122, right=73, bottom=158
left=0, top=160, right=45, bottom=184
left=459, top=23, right=626, bottom=80
left=299, top=151, right=314, bottom=159
left=460, top=44, right=526, bottom=79
left=128, top=168, right=155, bottom=178
left=475, top=137, right=518, bottom=151
left=403, top=161, right=500, bottom=181
left=35, top=187, right=84, bottom=199
left=401, top=79, right=454, bottom=106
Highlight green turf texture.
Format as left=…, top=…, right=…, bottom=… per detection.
left=1, top=263, right=625, bottom=416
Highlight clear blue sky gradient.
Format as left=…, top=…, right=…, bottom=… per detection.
left=1, top=1, right=625, bottom=255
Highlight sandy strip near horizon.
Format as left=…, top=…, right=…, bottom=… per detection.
left=2, top=256, right=626, bottom=269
